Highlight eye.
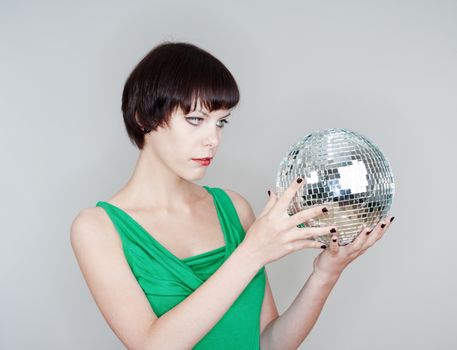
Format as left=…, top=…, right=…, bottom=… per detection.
left=185, top=117, right=202, bottom=125
left=217, top=119, right=230, bottom=128
left=185, top=117, right=230, bottom=128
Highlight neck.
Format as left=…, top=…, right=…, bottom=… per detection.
left=110, top=147, right=204, bottom=211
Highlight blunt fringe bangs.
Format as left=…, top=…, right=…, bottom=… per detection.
left=121, top=42, right=240, bottom=149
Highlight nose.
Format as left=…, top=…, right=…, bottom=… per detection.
left=203, top=125, right=221, bottom=148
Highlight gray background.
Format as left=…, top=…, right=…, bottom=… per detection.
left=1, top=0, right=456, bottom=349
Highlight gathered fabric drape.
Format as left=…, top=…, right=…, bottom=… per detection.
left=96, top=186, right=266, bottom=349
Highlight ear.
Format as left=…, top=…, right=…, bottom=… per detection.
left=134, top=112, right=144, bottom=128
left=134, top=112, right=151, bottom=133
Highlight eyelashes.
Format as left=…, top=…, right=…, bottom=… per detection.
left=185, top=117, right=230, bottom=128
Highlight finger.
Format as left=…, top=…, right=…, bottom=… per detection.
left=384, top=215, right=395, bottom=231
left=328, top=233, right=339, bottom=254
left=290, top=238, right=327, bottom=251
left=259, top=189, right=278, bottom=217
left=359, top=215, right=393, bottom=252
left=349, top=226, right=371, bottom=253
left=377, top=215, right=395, bottom=240
left=283, top=224, right=337, bottom=241
left=273, top=176, right=306, bottom=215
left=365, top=217, right=388, bottom=245
left=289, top=204, right=330, bottom=227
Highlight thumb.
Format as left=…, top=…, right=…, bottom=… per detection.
left=259, top=189, right=277, bottom=218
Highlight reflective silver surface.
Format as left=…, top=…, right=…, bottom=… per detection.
left=275, top=128, right=395, bottom=246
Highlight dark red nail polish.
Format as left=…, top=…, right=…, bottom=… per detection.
left=297, top=177, right=303, bottom=183
left=321, top=245, right=327, bottom=249
left=322, top=207, right=328, bottom=213
left=366, top=230, right=372, bottom=235
left=390, top=217, right=395, bottom=222
left=267, top=190, right=271, bottom=197
left=381, top=223, right=386, bottom=228
left=330, top=228, right=336, bottom=233
left=332, top=238, right=337, bottom=242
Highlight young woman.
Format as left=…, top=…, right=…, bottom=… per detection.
left=70, top=42, right=394, bottom=350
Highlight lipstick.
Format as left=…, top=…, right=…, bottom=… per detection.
left=192, top=158, right=212, bottom=166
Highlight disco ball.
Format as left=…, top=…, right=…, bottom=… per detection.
left=275, top=128, right=395, bottom=246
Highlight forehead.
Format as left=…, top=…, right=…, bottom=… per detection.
left=189, top=98, right=230, bottom=116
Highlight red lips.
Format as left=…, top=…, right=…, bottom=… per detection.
left=192, top=158, right=212, bottom=166
left=192, top=157, right=213, bottom=161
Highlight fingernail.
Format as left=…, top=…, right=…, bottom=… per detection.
left=297, top=177, right=303, bottom=184
left=390, top=216, right=395, bottom=222
left=332, top=238, right=337, bottom=242
left=366, top=230, right=372, bottom=235
left=322, top=207, right=328, bottom=213
left=330, top=227, right=336, bottom=233
left=381, top=223, right=386, bottom=228
left=267, top=190, right=271, bottom=197
left=321, top=245, right=327, bottom=249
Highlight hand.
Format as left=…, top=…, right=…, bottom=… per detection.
left=312, top=214, right=396, bottom=281
left=240, top=176, right=335, bottom=268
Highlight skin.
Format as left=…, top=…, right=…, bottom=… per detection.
left=111, top=100, right=231, bottom=210
left=258, top=179, right=395, bottom=349
left=71, top=100, right=282, bottom=349
left=71, top=100, right=395, bottom=349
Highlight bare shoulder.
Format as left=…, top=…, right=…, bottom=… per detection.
left=223, top=189, right=257, bottom=232
left=70, top=207, right=157, bottom=349
left=70, top=206, right=120, bottom=251
left=70, top=207, right=103, bottom=239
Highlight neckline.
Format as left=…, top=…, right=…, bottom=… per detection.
left=96, top=186, right=228, bottom=262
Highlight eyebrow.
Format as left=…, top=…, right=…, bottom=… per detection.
left=195, top=110, right=231, bottom=119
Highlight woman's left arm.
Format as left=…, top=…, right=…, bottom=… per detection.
left=260, top=215, right=395, bottom=350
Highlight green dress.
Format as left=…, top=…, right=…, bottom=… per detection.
left=96, top=186, right=266, bottom=349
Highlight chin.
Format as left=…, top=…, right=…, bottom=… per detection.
left=192, top=173, right=205, bottom=181
left=192, top=169, right=207, bottom=181
left=179, top=169, right=205, bottom=182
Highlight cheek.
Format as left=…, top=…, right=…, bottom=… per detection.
left=156, top=121, right=196, bottom=161
left=166, top=134, right=193, bottom=160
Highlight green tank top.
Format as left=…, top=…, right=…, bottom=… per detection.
left=96, top=186, right=266, bottom=349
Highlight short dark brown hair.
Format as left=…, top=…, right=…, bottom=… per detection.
left=121, top=42, right=240, bottom=149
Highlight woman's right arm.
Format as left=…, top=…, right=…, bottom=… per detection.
left=70, top=178, right=333, bottom=350
left=71, top=207, right=262, bottom=350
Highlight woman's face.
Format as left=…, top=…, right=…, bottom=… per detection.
left=145, top=100, right=231, bottom=181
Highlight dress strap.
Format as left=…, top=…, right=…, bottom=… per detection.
left=203, top=186, right=246, bottom=247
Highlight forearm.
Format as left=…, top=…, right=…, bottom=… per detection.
left=260, top=271, right=340, bottom=350
left=141, top=244, right=262, bottom=350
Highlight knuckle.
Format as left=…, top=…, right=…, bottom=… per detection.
left=351, top=242, right=362, bottom=250
left=285, top=242, right=295, bottom=252
left=373, top=229, right=383, bottom=238
left=264, top=213, right=274, bottom=223
left=348, top=249, right=358, bottom=258
left=296, top=226, right=312, bottom=236
left=265, top=214, right=280, bottom=229
left=356, top=233, right=368, bottom=243
left=297, top=210, right=313, bottom=223
left=362, top=242, right=372, bottom=251
left=314, top=240, right=325, bottom=248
